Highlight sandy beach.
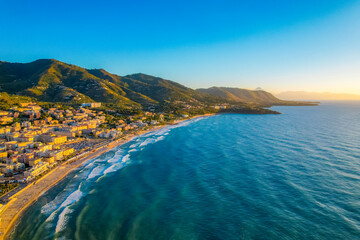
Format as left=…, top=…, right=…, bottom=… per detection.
left=0, top=114, right=213, bottom=240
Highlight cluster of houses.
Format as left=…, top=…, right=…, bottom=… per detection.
left=213, top=104, right=228, bottom=110
left=0, top=102, right=163, bottom=182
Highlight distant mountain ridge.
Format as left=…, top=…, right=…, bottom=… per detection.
left=197, top=87, right=315, bottom=106
left=197, top=87, right=280, bottom=104
left=276, top=91, right=360, bottom=101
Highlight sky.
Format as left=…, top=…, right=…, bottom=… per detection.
left=1, top=0, right=360, bottom=94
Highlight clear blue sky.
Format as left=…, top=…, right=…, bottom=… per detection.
left=1, top=0, right=360, bottom=93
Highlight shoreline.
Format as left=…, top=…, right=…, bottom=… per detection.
left=0, top=114, right=213, bottom=240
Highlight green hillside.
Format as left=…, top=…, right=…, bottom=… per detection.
left=124, top=73, right=220, bottom=104
left=0, top=59, right=138, bottom=106
left=0, top=59, right=315, bottom=111
left=0, top=92, right=35, bottom=110
left=0, top=59, right=223, bottom=108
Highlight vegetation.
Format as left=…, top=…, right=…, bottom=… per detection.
left=0, top=92, right=35, bottom=110
left=34, top=168, right=51, bottom=181
left=0, top=182, right=19, bottom=196
left=0, top=59, right=314, bottom=114
left=0, top=59, right=216, bottom=107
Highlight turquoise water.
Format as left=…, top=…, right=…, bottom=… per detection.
left=11, top=102, right=360, bottom=240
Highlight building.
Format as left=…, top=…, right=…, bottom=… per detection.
left=0, top=127, right=11, bottom=136
left=99, top=130, right=121, bottom=138
left=81, top=102, right=102, bottom=108
left=24, top=162, right=49, bottom=178
left=49, top=150, right=64, bottom=161
left=0, top=163, right=13, bottom=174
left=0, top=116, right=13, bottom=125
left=19, top=102, right=35, bottom=107
left=38, top=134, right=67, bottom=144
left=43, top=156, right=55, bottom=164
left=0, top=111, right=9, bottom=116
left=4, top=141, right=18, bottom=150
left=53, top=135, right=67, bottom=144
left=17, top=142, right=33, bottom=151
left=54, top=131, right=76, bottom=138
left=150, top=120, right=159, bottom=125
left=6, top=132, right=20, bottom=141
left=18, top=152, right=35, bottom=164
left=63, top=148, right=75, bottom=157
left=29, top=158, right=42, bottom=167
left=17, top=135, right=34, bottom=142
left=0, top=151, right=7, bottom=160
left=21, top=121, right=31, bottom=128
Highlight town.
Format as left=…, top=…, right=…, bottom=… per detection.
left=0, top=101, right=177, bottom=195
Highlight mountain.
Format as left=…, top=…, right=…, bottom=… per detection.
left=0, top=59, right=137, bottom=106
left=0, top=59, right=216, bottom=108
left=197, top=87, right=281, bottom=104
left=196, top=87, right=315, bottom=106
left=276, top=91, right=360, bottom=101
left=0, top=59, right=317, bottom=111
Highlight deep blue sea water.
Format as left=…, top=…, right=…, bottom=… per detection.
left=10, top=102, right=360, bottom=240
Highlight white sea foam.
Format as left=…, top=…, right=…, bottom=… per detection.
left=44, top=207, right=59, bottom=223
left=87, top=166, right=104, bottom=180
left=103, top=163, right=123, bottom=175
left=138, top=134, right=166, bottom=148
left=129, top=143, right=139, bottom=148
left=59, top=189, right=83, bottom=208
left=107, top=150, right=125, bottom=163
left=139, top=132, right=152, bottom=138
left=94, top=158, right=108, bottom=163
left=42, top=200, right=57, bottom=215
left=156, top=136, right=165, bottom=141
left=122, top=154, right=130, bottom=162
left=139, top=138, right=155, bottom=147
left=84, top=162, right=95, bottom=169
left=41, top=181, right=82, bottom=216
left=107, top=157, right=116, bottom=163
left=43, top=185, right=84, bottom=225
left=153, top=128, right=169, bottom=136
left=107, top=156, right=121, bottom=163
left=55, top=206, right=73, bottom=235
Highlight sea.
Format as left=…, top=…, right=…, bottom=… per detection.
left=10, top=101, right=360, bottom=240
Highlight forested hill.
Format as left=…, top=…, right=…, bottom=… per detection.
left=0, top=59, right=217, bottom=107
left=0, top=59, right=316, bottom=109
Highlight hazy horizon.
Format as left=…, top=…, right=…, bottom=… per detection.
left=1, top=0, right=359, bottom=94
left=275, top=91, right=360, bottom=101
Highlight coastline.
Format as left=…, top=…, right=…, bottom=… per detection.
left=0, top=114, right=213, bottom=240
